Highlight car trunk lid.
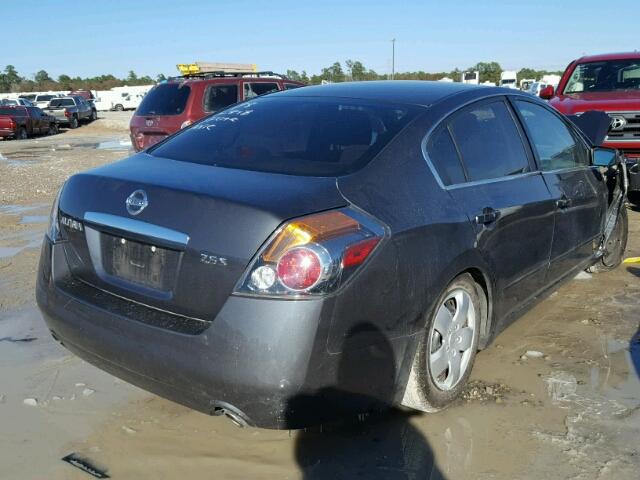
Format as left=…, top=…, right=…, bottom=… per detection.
left=58, top=153, right=347, bottom=321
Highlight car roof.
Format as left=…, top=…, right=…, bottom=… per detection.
left=574, top=52, right=640, bottom=63
left=167, top=75, right=295, bottom=86
left=277, top=80, right=508, bottom=107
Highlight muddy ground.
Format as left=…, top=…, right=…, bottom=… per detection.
left=0, top=114, right=638, bottom=479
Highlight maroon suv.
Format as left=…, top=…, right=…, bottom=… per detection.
left=130, top=72, right=304, bottom=151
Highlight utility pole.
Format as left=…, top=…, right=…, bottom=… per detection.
left=391, top=38, right=396, bottom=80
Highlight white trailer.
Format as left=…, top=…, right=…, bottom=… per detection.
left=93, top=85, right=153, bottom=111
left=499, top=71, right=518, bottom=89
left=461, top=71, right=479, bottom=85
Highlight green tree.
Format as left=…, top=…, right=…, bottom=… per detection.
left=126, top=70, right=138, bottom=82
left=156, top=73, right=167, bottom=82
left=57, top=74, right=72, bottom=89
left=285, top=69, right=302, bottom=81
left=34, top=70, right=52, bottom=84
left=472, top=62, right=502, bottom=85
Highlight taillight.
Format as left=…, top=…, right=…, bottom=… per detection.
left=235, top=208, right=386, bottom=297
left=64, top=110, right=70, bottom=117
left=134, top=132, right=145, bottom=150
left=9, top=119, right=16, bottom=129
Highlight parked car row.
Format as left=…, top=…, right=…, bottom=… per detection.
left=0, top=105, right=59, bottom=140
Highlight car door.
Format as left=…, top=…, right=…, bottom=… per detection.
left=426, top=97, right=556, bottom=320
left=511, top=99, right=607, bottom=283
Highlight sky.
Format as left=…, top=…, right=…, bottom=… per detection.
left=5, top=0, right=639, bottom=80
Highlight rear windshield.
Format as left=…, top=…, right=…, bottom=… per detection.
left=50, top=98, right=75, bottom=107
left=36, top=95, right=55, bottom=101
left=150, top=97, right=420, bottom=176
left=136, top=83, right=191, bottom=116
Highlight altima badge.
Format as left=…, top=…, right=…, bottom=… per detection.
left=125, top=189, right=148, bottom=216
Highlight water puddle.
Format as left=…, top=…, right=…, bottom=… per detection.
left=19, top=215, right=48, bottom=225
left=74, top=139, right=131, bottom=151
left=0, top=246, right=23, bottom=259
left=0, top=203, right=49, bottom=216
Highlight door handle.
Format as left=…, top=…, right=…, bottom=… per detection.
left=475, top=207, right=499, bottom=225
left=556, top=196, right=572, bottom=209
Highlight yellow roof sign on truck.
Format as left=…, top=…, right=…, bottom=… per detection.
left=177, top=62, right=258, bottom=75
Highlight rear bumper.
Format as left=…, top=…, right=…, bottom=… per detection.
left=0, top=128, right=15, bottom=138
left=36, top=238, right=402, bottom=428
left=129, top=131, right=169, bottom=152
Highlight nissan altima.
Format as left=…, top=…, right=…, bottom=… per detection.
left=36, top=81, right=628, bottom=428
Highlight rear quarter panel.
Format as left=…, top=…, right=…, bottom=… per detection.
left=334, top=106, right=485, bottom=356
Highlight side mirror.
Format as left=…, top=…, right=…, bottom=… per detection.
left=539, top=85, right=555, bottom=100
left=592, top=147, right=618, bottom=168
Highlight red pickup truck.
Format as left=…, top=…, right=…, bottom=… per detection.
left=0, top=105, right=59, bottom=140
left=541, top=52, right=640, bottom=204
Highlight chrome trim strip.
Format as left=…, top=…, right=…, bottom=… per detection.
left=83, top=212, right=190, bottom=246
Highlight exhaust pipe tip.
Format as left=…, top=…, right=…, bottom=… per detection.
left=210, top=403, right=250, bottom=428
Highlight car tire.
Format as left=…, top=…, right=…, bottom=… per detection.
left=401, top=273, right=483, bottom=412
left=588, top=207, right=628, bottom=273
left=16, top=127, right=28, bottom=140
left=47, top=124, right=58, bottom=136
left=69, top=116, right=79, bottom=129
left=114, top=104, right=124, bottom=111
left=90, top=110, right=97, bottom=121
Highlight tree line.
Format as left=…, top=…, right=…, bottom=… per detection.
left=287, top=61, right=564, bottom=85
left=1, top=61, right=563, bottom=93
left=0, top=65, right=166, bottom=93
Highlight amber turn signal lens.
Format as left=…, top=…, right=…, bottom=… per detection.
left=262, top=211, right=360, bottom=262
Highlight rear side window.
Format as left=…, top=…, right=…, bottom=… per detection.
left=426, top=126, right=466, bottom=185
left=449, top=101, right=529, bottom=182
left=284, top=83, right=302, bottom=90
left=243, top=82, right=279, bottom=99
left=136, top=83, right=191, bottom=116
left=514, top=101, right=589, bottom=171
left=203, top=84, right=238, bottom=113
left=150, top=97, right=419, bottom=176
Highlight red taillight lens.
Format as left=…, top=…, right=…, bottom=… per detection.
left=277, top=247, right=322, bottom=291
left=135, top=133, right=145, bottom=150
left=342, top=238, right=381, bottom=269
left=235, top=208, right=386, bottom=297
left=64, top=110, right=70, bottom=117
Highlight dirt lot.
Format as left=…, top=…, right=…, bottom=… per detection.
left=1, top=114, right=639, bottom=479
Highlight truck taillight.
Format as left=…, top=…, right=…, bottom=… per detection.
left=9, top=119, right=16, bottom=129
left=234, top=208, right=386, bottom=297
left=64, top=110, right=70, bottom=117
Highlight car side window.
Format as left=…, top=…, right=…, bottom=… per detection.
left=514, top=100, right=589, bottom=171
left=449, top=100, right=530, bottom=182
left=243, top=82, right=279, bottom=100
left=426, top=126, right=466, bottom=186
left=284, top=83, right=302, bottom=90
left=203, top=85, right=239, bottom=113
